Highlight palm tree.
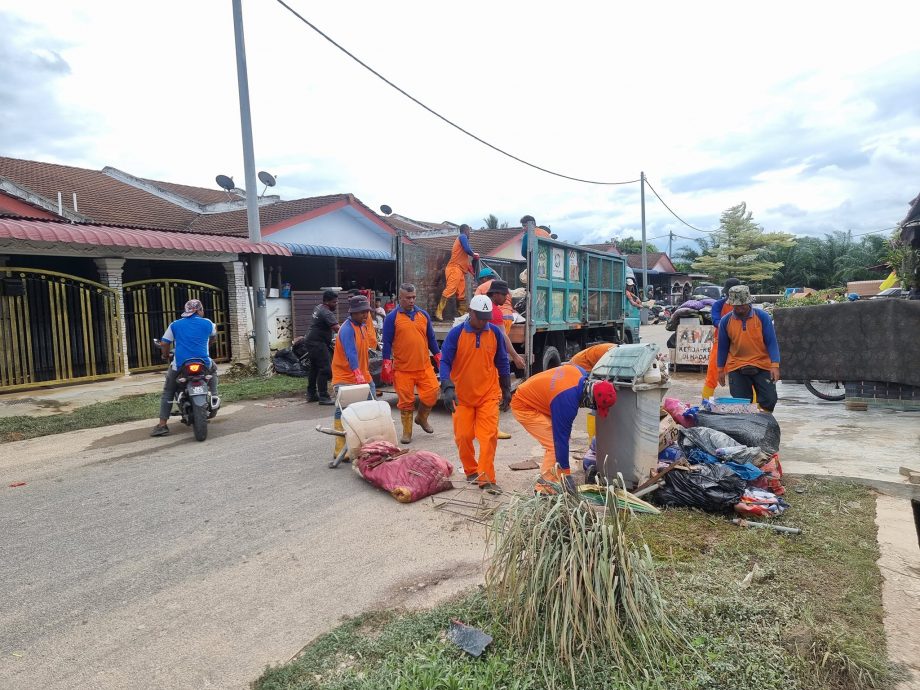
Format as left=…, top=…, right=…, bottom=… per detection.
left=482, top=214, right=509, bottom=230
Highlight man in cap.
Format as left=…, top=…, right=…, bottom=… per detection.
left=625, top=277, right=643, bottom=309
left=305, top=290, right=339, bottom=404
left=717, top=285, right=781, bottom=411
left=439, top=294, right=511, bottom=493
left=381, top=283, right=441, bottom=444
left=482, top=278, right=524, bottom=439
left=329, top=294, right=377, bottom=458
left=701, top=277, right=740, bottom=399
left=151, top=299, right=219, bottom=437
left=435, top=224, right=478, bottom=320
left=511, top=364, right=616, bottom=495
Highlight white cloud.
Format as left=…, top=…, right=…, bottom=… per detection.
left=1, top=0, right=918, bottom=248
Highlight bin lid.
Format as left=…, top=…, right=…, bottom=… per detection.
left=591, top=343, right=660, bottom=383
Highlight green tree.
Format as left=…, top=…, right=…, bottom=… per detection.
left=671, top=237, right=713, bottom=273
left=691, top=203, right=794, bottom=283
left=482, top=214, right=509, bottom=229
left=614, top=237, right=659, bottom=254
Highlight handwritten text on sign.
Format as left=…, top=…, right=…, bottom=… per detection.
left=676, top=323, right=715, bottom=365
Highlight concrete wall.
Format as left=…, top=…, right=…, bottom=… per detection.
left=266, top=207, right=392, bottom=253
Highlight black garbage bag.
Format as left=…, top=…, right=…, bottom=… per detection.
left=696, top=411, right=781, bottom=455
left=368, top=348, right=382, bottom=378
left=655, top=464, right=746, bottom=512
left=272, top=348, right=308, bottom=377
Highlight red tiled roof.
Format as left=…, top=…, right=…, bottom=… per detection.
left=139, top=177, right=243, bottom=205
left=0, top=218, right=291, bottom=255
left=186, top=195, right=351, bottom=236
left=385, top=215, right=458, bottom=234
left=0, top=156, right=199, bottom=231
left=580, top=242, right=622, bottom=255
left=625, top=252, right=677, bottom=273
left=410, top=227, right=523, bottom=256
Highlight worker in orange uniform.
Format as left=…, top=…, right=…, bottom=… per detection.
left=701, top=277, right=740, bottom=398
left=330, top=294, right=376, bottom=458
left=482, top=279, right=524, bottom=440
left=435, top=224, right=478, bottom=320
left=439, top=294, right=511, bottom=494
left=380, top=283, right=441, bottom=444
left=519, top=214, right=551, bottom=258
left=511, top=364, right=617, bottom=495
left=717, top=285, right=781, bottom=411
left=569, top=342, right=616, bottom=372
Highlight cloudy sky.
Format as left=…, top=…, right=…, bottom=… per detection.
left=1, top=0, right=918, bottom=252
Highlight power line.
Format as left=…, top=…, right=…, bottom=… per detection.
left=850, top=226, right=897, bottom=238
left=274, top=0, right=641, bottom=186
left=643, top=177, right=716, bottom=233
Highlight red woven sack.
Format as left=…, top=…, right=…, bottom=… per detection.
left=354, top=442, right=454, bottom=503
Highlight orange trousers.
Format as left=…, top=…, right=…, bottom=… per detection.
left=393, top=367, right=439, bottom=411
left=702, top=331, right=720, bottom=398
left=453, top=400, right=499, bottom=483
left=511, top=402, right=562, bottom=484
left=442, top=265, right=467, bottom=300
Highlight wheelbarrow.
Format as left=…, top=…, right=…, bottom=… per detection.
left=315, top=383, right=397, bottom=468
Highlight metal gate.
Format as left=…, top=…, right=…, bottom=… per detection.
left=123, top=279, right=229, bottom=372
left=0, top=268, right=123, bottom=392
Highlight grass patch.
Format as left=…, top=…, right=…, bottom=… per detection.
left=0, top=374, right=306, bottom=443
left=255, top=478, right=895, bottom=690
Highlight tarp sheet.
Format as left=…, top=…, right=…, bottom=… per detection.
left=773, top=300, right=920, bottom=386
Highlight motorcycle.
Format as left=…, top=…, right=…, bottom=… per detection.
left=171, top=358, right=219, bottom=441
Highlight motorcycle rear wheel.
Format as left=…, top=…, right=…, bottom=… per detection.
left=192, top=404, right=209, bottom=441
left=804, top=380, right=846, bottom=402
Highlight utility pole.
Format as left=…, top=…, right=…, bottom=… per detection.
left=640, top=171, right=648, bottom=300
left=232, top=0, right=270, bottom=375
left=668, top=231, right=674, bottom=259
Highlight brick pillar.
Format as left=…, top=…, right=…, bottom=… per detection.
left=95, top=257, right=131, bottom=376
left=224, top=260, right=252, bottom=363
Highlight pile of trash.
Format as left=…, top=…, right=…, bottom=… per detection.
left=352, top=440, right=454, bottom=503
left=666, top=298, right=716, bottom=331
left=654, top=397, right=787, bottom=518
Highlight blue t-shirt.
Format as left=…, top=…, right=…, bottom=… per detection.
left=162, top=315, right=216, bottom=367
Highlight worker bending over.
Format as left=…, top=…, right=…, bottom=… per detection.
left=330, top=295, right=376, bottom=458
left=569, top=342, right=615, bottom=372
left=701, top=277, right=740, bottom=399
left=511, top=364, right=617, bottom=495
left=717, top=285, right=781, bottom=412
left=381, top=283, right=441, bottom=444
left=435, top=224, right=478, bottom=320
left=439, top=294, right=511, bottom=493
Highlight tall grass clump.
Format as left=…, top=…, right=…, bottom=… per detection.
left=486, top=492, right=683, bottom=685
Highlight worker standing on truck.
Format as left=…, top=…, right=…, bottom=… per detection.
left=519, top=214, right=551, bottom=258
left=717, top=285, right=781, bottom=412
left=569, top=342, right=616, bottom=372
left=701, top=277, right=740, bottom=399
left=439, top=294, right=511, bottom=493
left=330, top=295, right=376, bottom=458
left=435, top=224, right=478, bottom=321
left=511, top=364, right=617, bottom=495
left=380, top=283, right=441, bottom=445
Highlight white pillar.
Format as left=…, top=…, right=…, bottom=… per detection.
left=224, top=260, right=252, bottom=362
left=94, top=257, right=131, bottom=376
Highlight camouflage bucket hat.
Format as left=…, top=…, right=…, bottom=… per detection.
left=726, top=285, right=753, bottom=305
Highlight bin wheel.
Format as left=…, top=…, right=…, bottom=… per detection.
left=541, top=346, right=561, bottom=372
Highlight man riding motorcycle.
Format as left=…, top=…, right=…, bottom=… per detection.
left=151, top=299, right=220, bottom=437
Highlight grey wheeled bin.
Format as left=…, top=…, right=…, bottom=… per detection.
left=590, top=343, right=670, bottom=490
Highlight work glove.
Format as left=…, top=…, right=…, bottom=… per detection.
left=381, top=359, right=394, bottom=384
left=433, top=353, right=442, bottom=369
left=560, top=470, right=577, bottom=495
left=352, top=369, right=367, bottom=385
left=499, top=374, right=512, bottom=412
left=440, top=380, right=458, bottom=414
left=472, top=253, right=480, bottom=261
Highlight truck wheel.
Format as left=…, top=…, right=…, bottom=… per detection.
left=623, top=330, right=634, bottom=344
left=541, top=346, right=561, bottom=372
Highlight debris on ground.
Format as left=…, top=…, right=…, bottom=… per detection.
left=446, top=620, right=492, bottom=657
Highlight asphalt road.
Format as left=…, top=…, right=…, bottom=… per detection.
left=0, top=394, right=544, bottom=690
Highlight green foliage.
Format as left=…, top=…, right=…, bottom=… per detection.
left=485, top=494, right=680, bottom=683
left=765, top=231, right=890, bottom=292
left=482, top=214, right=509, bottom=230
left=691, top=203, right=795, bottom=282
left=614, top=237, right=659, bottom=254
left=886, top=228, right=920, bottom=289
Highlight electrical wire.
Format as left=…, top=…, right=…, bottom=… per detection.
left=643, top=178, right=716, bottom=233
left=849, top=226, right=897, bottom=238
left=274, top=0, right=641, bottom=186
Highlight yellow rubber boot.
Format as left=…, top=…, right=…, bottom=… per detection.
left=457, top=300, right=468, bottom=316
left=414, top=404, right=434, bottom=434
left=400, top=410, right=414, bottom=444
left=497, top=428, right=511, bottom=439
left=701, top=385, right=715, bottom=399
left=333, top=417, right=347, bottom=459
left=434, top=296, right=448, bottom=321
